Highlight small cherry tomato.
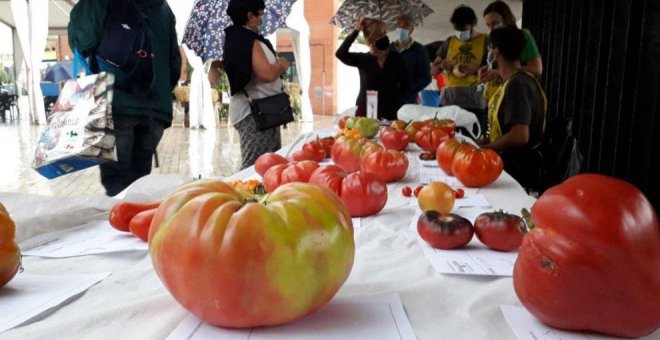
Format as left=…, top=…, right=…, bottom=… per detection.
left=402, top=186, right=412, bottom=197
left=454, top=188, right=465, bottom=199
left=413, top=185, right=425, bottom=197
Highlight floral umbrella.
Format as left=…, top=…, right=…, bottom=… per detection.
left=182, top=0, right=297, bottom=62
left=330, top=0, right=434, bottom=32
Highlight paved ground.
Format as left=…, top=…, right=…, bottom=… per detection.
left=0, top=115, right=335, bottom=197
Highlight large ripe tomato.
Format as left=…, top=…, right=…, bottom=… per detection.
left=414, top=125, right=450, bottom=152
left=425, top=118, right=456, bottom=137
left=149, top=180, right=355, bottom=328
left=300, top=139, right=327, bottom=162
left=330, top=136, right=382, bottom=173
left=513, top=174, right=660, bottom=338
left=436, top=138, right=476, bottom=176
left=319, top=137, right=335, bottom=158
left=379, top=127, right=410, bottom=151
left=255, top=153, right=289, bottom=177
left=0, top=203, right=20, bottom=288
left=263, top=160, right=319, bottom=193
left=417, top=212, right=474, bottom=249
left=338, top=115, right=350, bottom=129
left=360, top=149, right=409, bottom=183
left=452, top=148, right=503, bottom=187
left=404, top=121, right=426, bottom=142
left=309, top=165, right=388, bottom=217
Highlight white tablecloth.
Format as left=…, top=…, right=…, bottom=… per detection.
left=0, top=129, right=544, bottom=340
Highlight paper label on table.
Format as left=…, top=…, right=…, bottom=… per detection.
left=0, top=272, right=111, bottom=333
left=410, top=209, right=517, bottom=276
left=166, top=293, right=416, bottom=340
left=500, top=305, right=640, bottom=340
left=366, top=90, right=378, bottom=119
left=352, top=217, right=362, bottom=229
left=418, top=166, right=463, bottom=187
left=20, top=220, right=147, bottom=258
left=453, top=194, right=491, bottom=208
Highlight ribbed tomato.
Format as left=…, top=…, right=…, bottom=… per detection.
left=360, top=149, right=409, bottom=183
left=379, top=127, right=409, bottom=151
left=263, top=160, right=319, bottom=192
left=513, top=174, right=660, bottom=337
left=436, top=138, right=476, bottom=176
left=451, top=148, right=503, bottom=187
left=0, top=203, right=20, bottom=288
left=330, top=136, right=382, bottom=173
left=149, top=180, right=355, bottom=328
left=414, top=125, right=450, bottom=152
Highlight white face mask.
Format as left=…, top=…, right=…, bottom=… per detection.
left=456, top=29, right=471, bottom=41
left=395, top=28, right=410, bottom=42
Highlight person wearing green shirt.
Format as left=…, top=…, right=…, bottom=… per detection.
left=479, top=1, right=543, bottom=102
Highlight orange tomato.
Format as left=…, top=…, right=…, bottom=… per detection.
left=417, top=182, right=455, bottom=214
left=0, top=203, right=20, bottom=288
left=129, top=208, right=158, bottom=242
left=109, top=201, right=161, bottom=232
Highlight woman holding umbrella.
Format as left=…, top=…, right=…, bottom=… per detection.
left=223, top=0, right=290, bottom=169
left=335, top=17, right=410, bottom=121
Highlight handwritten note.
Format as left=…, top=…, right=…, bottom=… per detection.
left=20, top=220, right=147, bottom=258
left=0, top=272, right=111, bottom=332
left=166, top=293, right=416, bottom=340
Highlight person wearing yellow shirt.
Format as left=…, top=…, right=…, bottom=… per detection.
left=431, top=5, right=488, bottom=132
left=479, top=26, right=547, bottom=191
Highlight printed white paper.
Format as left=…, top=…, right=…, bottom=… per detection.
left=417, top=166, right=463, bottom=187
left=352, top=217, right=362, bottom=229
left=20, top=220, right=147, bottom=258
left=166, top=293, right=416, bottom=340
left=499, top=305, right=658, bottom=340
left=0, top=272, right=111, bottom=333
left=453, top=194, right=491, bottom=208
left=410, top=209, right=517, bottom=276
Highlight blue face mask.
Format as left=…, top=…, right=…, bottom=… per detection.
left=395, top=28, right=410, bottom=42
left=258, top=20, right=268, bottom=33
left=455, top=29, right=471, bottom=41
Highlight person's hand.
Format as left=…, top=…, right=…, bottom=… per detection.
left=354, top=15, right=364, bottom=31
left=460, top=63, right=479, bottom=75
left=479, top=68, right=500, bottom=83
left=440, top=59, right=453, bottom=71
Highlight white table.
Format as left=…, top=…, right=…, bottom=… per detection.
left=0, top=129, right=558, bottom=340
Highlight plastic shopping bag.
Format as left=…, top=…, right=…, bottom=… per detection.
left=32, top=72, right=116, bottom=179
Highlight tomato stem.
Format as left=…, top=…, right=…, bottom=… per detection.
left=521, top=208, right=535, bottom=231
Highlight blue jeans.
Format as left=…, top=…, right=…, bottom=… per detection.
left=100, top=115, right=165, bottom=196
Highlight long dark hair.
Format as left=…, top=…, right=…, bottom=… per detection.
left=483, top=1, right=517, bottom=27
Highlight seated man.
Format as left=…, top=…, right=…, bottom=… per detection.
left=479, top=26, right=547, bottom=190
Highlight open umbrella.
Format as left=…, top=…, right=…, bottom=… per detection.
left=330, top=0, right=434, bottom=32
left=43, top=61, right=74, bottom=83
left=182, top=0, right=298, bottom=62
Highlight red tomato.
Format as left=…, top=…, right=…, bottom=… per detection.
left=301, top=139, right=327, bottom=161
left=360, top=149, right=409, bottom=183
left=473, top=211, right=526, bottom=251
left=404, top=121, right=425, bottom=142
left=436, top=138, right=476, bottom=176
left=129, top=208, right=158, bottom=242
left=338, top=115, right=350, bottom=129
left=425, top=118, right=456, bottom=137
left=289, top=148, right=324, bottom=162
left=379, top=127, right=410, bottom=151
left=330, top=136, right=382, bottom=173
left=309, top=165, right=387, bottom=217
left=513, top=174, right=660, bottom=338
left=0, top=203, right=20, bottom=289
left=413, top=185, right=424, bottom=197
left=319, top=137, right=335, bottom=158
left=402, top=186, right=412, bottom=197
left=452, top=148, right=503, bottom=187
left=263, top=160, right=320, bottom=193
left=255, top=153, right=289, bottom=177
left=417, top=211, right=474, bottom=249
left=454, top=188, right=465, bottom=198
left=149, top=180, right=355, bottom=328
left=109, top=201, right=161, bottom=232
left=414, top=125, right=450, bottom=152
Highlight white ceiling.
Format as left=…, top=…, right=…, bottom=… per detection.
left=0, top=0, right=522, bottom=44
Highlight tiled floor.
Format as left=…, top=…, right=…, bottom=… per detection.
left=0, top=115, right=335, bottom=197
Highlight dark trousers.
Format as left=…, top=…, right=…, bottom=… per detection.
left=100, top=115, right=165, bottom=196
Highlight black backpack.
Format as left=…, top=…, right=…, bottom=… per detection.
left=93, top=0, right=154, bottom=95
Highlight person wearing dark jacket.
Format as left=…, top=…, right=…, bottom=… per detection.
left=68, top=0, right=181, bottom=196
left=336, top=17, right=410, bottom=121
left=391, top=14, right=431, bottom=104
left=223, top=0, right=290, bottom=170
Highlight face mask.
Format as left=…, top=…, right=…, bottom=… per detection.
left=395, top=28, right=410, bottom=42
left=455, top=29, right=471, bottom=41
left=375, top=36, right=390, bottom=51
left=258, top=20, right=268, bottom=33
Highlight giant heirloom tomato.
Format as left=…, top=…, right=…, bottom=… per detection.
left=360, top=149, right=409, bottom=183
left=513, top=174, right=660, bottom=338
left=436, top=138, right=476, bottom=176
left=414, top=126, right=450, bottom=152
left=309, top=165, right=387, bottom=217
left=451, top=148, right=503, bottom=187
left=0, top=203, right=20, bottom=288
left=149, top=180, right=355, bottom=328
